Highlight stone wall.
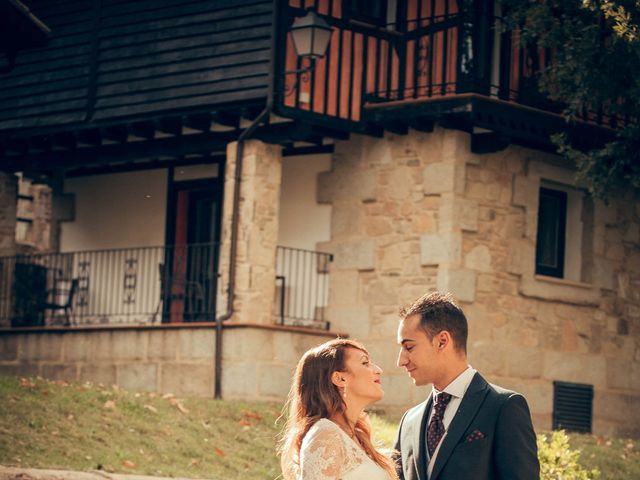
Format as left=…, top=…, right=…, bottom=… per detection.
left=219, top=140, right=283, bottom=324
left=15, top=176, right=53, bottom=253
left=0, top=172, right=17, bottom=257
left=0, top=324, right=335, bottom=399
left=318, top=128, right=640, bottom=436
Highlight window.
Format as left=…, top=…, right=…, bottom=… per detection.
left=553, top=381, right=593, bottom=433
left=535, top=187, right=567, bottom=278
left=535, top=182, right=593, bottom=282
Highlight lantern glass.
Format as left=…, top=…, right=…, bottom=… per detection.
left=290, top=11, right=331, bottom=59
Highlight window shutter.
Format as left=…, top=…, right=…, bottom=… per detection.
left=553, top=381, right=593, bottom=433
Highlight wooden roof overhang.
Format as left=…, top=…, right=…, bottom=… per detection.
left=0, top=103, right=348, bottom=180
left=364, top=93, right=617, bottom=154
left=0, top=0, right=50, bottom=73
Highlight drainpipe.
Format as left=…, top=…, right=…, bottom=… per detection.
left=214, top=0, right=280, bottom=399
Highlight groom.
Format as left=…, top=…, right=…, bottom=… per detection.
left=393, top=292, right=539, bottom=480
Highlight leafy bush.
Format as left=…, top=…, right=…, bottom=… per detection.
left=538, top=430, right=600, bottom=480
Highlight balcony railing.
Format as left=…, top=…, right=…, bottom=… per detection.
left=0, top=243, right=332, bottom=329
left=0, top=243, right=220, bottom=327
left=281, top=1, right=622, bottom=130
left=274, top=246, right=333, bottom=330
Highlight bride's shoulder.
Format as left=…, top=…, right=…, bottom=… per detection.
left=303, top=419, right=344, bottom=444
left=307, top=418, right=341, bottom=435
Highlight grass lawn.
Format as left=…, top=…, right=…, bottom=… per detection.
left=0, top=375, right=638, bottom=479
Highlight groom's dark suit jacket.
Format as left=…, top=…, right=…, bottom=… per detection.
left=394, top=372, right=539, bottom=480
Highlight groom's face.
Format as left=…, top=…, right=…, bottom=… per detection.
left=397, top=314, right=442, bottom=386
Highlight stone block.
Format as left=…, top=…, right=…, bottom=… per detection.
left=464, top=245, right=492, bottom=272
left=437, top=268, right=476, bottom=303
left=423, top=163, right=456, bottom=194
left=224, top=328, right=273, bottom=362
left=542, top=352, right=606, bottom=387
left=112, top=330, right=148, bottom=360
left=148, top=330, right=180, bottom=361
left=160, top=363, right=214, bottom=396
left=468, top=341, right=506, bottom=376
left=257, top=363, right=295, bottom=398
left=438, top=197, right=478, bottom=233
left=317, top=169, right=376, bottom=204
left=593, top=257, right=616, bottom=290
left=328, top=305, right=371, bottom=339
left=379, top=373, right=415, bottom=406
left=63, top=333, right=92, bottom=362
left=221, top=361, right=258, bottom=398
left=594, top=391, right=639, bottom=424
left=328, top=270, right=359, bottom=306
left=606, top=358, right=640, bottom=390
left=116, top=363, right=157, bottom=392
left=79, top=365, right=117, bottom=385
left=41, top=363, right=78, bottom=382
left=272, top=332, right=323, bottom=364
left=363, top=276, right=401, bottom=307
left=331, top=205, right=364, bottom=238
left=20, top=333, right=63, bottom=362
left=507, top=347, right=542, bottom=379
left=179, top=328, right=215, bottom=360
left=333, top=239, right=375, bottom=270
left=0, top=336, right=18, bottom=360
left=0, top=363, right=39, bottom=377
left=420, top=232, right=461, bottom=265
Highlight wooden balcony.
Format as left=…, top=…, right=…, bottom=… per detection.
left=277, top=0, right=619, bottom=151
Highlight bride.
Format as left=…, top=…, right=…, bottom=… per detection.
left=279, top=338, right=397, bottom=480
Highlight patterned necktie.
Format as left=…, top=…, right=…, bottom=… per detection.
left=427, top=392, right=453, bottom=458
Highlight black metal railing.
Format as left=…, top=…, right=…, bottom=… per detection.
left=274, top=246, right=333, bottom=330
left=0, top=243, right=220, bottom=327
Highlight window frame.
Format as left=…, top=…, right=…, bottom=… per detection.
left=535, top=186, right=567, bottom=278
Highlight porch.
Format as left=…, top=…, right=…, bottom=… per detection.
left=0, top=243, right=332, bottom=330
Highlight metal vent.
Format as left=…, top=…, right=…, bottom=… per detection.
left=553, top=381, right=593, bottom=433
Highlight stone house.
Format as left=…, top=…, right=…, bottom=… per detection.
left=0, top=0, right=638, bottom=437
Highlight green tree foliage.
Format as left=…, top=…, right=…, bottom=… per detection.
left=538, top=430, right=601, bottom=480
left=501, top=0, right=640, bottom=201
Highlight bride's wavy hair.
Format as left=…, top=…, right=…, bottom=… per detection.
left=278, top=338, right=397, bottom=480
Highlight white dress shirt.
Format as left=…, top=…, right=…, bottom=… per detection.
left=427, top=365, right=477, bottom=478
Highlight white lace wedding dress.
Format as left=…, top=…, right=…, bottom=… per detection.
left=297, top=418, right=391, bottom=480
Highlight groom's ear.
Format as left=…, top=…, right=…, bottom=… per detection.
left=435, top=331, right=451, bottom=350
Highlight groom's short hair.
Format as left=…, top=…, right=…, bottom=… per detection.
left=400, top=291, right=468, bottom=353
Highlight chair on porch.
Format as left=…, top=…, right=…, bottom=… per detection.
left=154, top=262, right=206, bottom=322
left=44, top=278, right=78, bottom=326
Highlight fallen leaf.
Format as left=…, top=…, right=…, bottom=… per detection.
left=143, top=404, right=158, bottom=413
left=103, top=400, right=116, bottom=409
left=19, top=378, right=37, bottom=389
left=122, top=460, right=136, bottom=469
left=169, top=397, right=189, bottom=414
left=201, top=421, right=211, bottom=429
left=243, top=410, right=263, bottom=421
left=189, top=458, right=200, bottom=466
left=214, top=447, right=225, bottom=457
left=238, top=419, right=252, bottom=427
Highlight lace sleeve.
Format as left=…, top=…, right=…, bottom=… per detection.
left=299, top=420, right=348, bottom=480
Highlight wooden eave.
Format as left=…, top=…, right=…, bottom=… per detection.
left=364, top=94, right=617, bottom=153
left=0, top=0, right=50, bottom=63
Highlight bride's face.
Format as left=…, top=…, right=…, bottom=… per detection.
left=340, top=348, right=384, bottom=404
